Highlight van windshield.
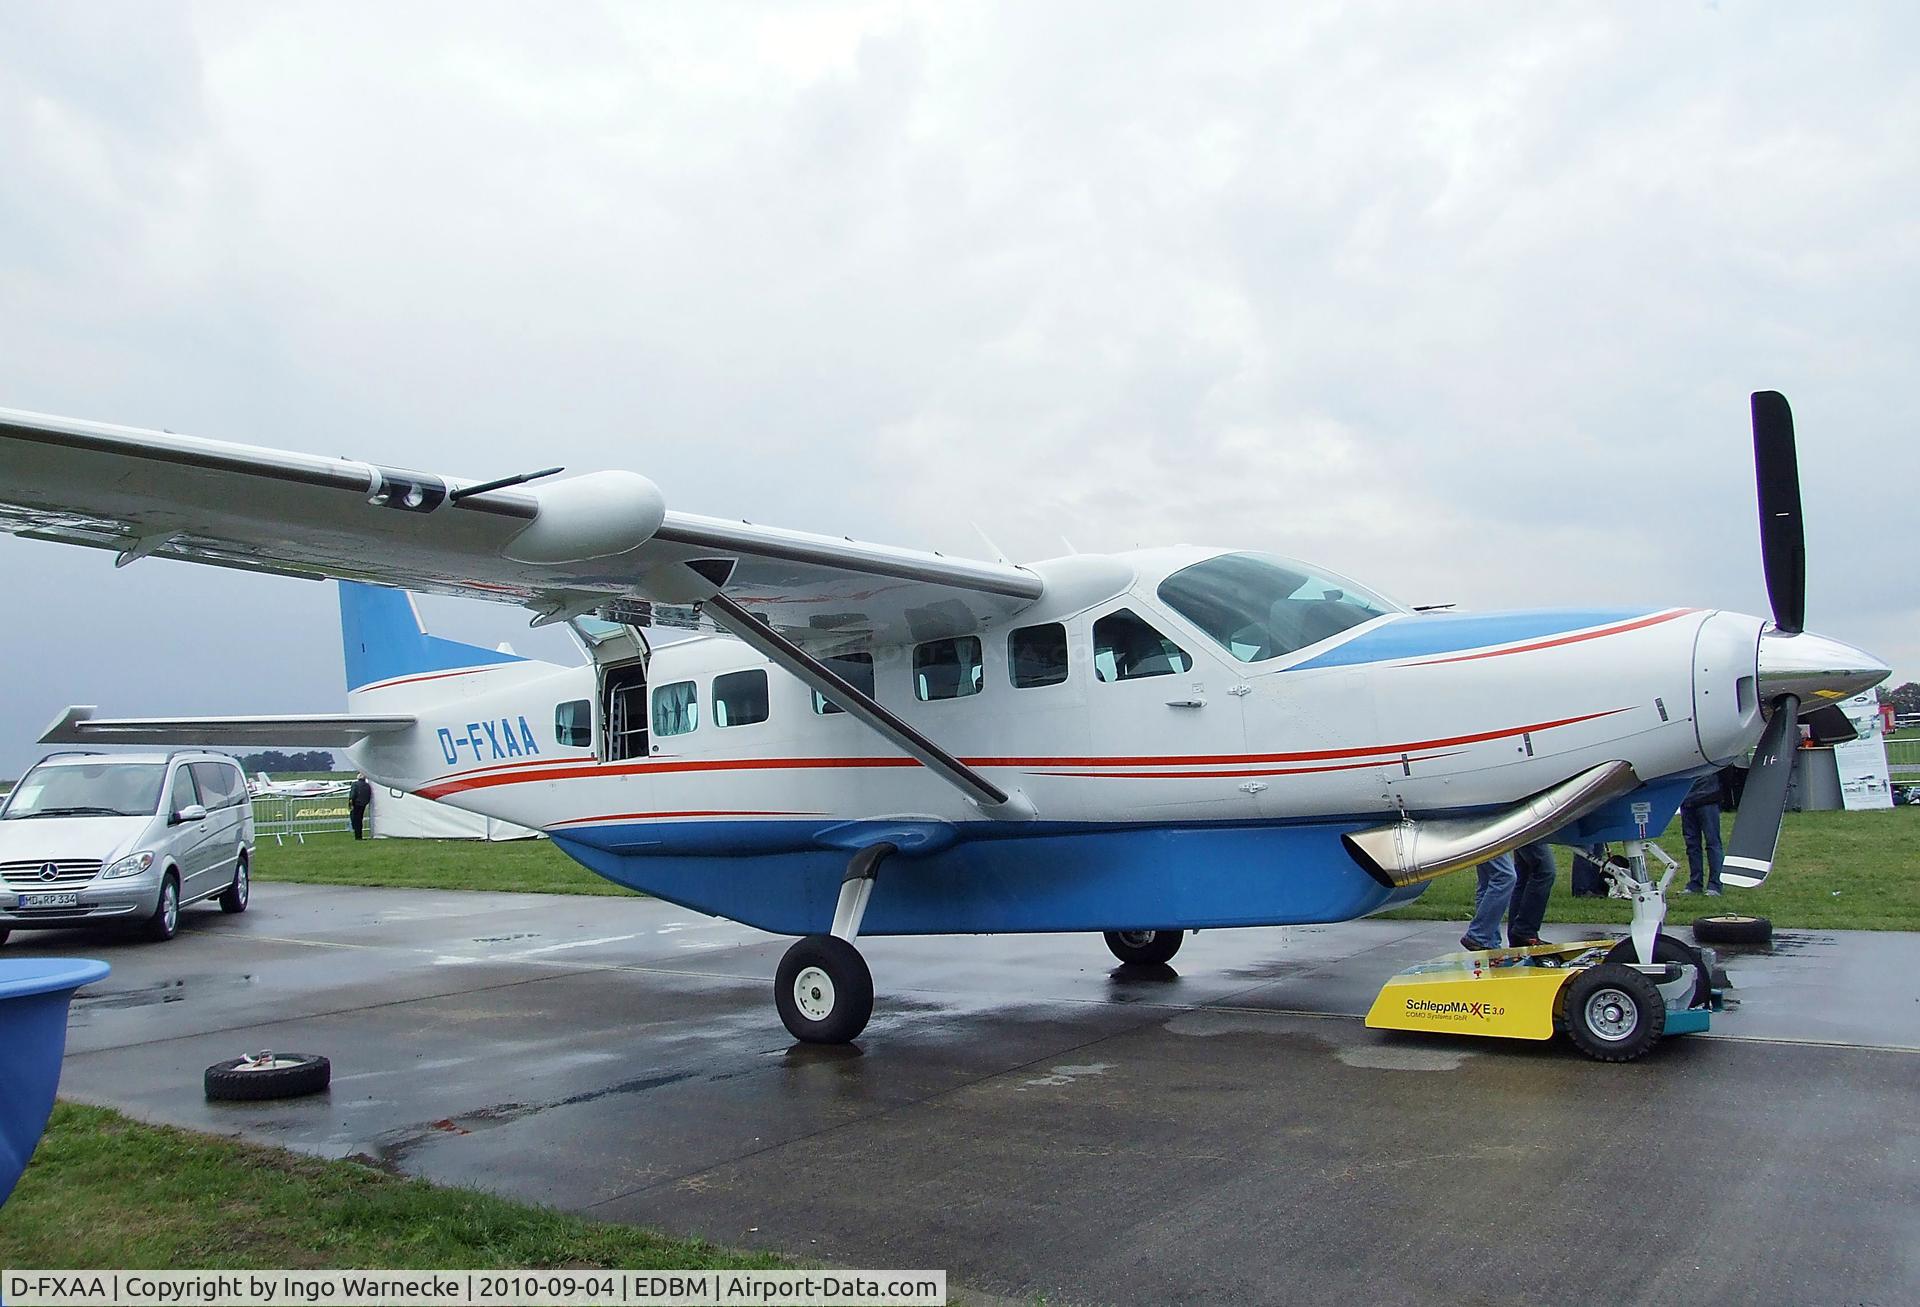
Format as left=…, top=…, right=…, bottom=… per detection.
left=2, top=763, right=168, bottom=819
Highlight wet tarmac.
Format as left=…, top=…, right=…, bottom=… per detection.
left=13, top=883, right=1919, bottom=1306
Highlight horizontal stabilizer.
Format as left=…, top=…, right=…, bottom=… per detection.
left=40, top=705, right=414, bottom=749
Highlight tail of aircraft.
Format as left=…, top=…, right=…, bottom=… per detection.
left=338, top=581, right=527, bottom=692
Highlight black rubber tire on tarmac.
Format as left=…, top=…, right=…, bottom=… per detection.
left=0, top=929, right=10, bottom=946
left=775, top=934, right=875, bottom=1044
left=1692, top=913, right=1772, bottom=946
left=219, top=855, right=251, bottom=914
left=144, top=874, right=180, bottom=943
left=205, top=1053, right=331, bottom=1101
left=1103, top=929, right=1184, bottom=966
left=1606, top=932, right=1712, bottom=1008
left=1563, top=963, right=1666, bottom=1062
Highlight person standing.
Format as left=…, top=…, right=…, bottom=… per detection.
left=1461, top=851, right=1516, bottom=951
left=348, top=774, right=374, bottom=840
left=1680, top=773, right=1725, bottom=894
left=1507, top=839, right=1557, bottom=947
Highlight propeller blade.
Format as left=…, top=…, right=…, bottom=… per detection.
left=1725, top=695, right=1799, bottom=887
left=1751, top=390, right=1805, bottom=634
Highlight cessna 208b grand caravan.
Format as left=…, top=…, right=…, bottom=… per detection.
left=0, top=393, right=1888, bottom=1042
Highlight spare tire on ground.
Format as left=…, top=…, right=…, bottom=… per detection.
left=205, top=1052, right=331, bottom=1101
left=1691, top=914, right=1773, bottom=947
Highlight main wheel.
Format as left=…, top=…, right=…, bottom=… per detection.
left=775, top=934, right=874, bottom=1044
left=144, top=874, right=180, bottom=942
left=1606, top=932, right=1711, bottom=1008
left=219, top=855, right=251, bottom=914
left=1103, top=929, right=1184, bottom=966
left=1563, top=963, right=1665, bottom=1062
left=0, top=929, right=9, bottom=946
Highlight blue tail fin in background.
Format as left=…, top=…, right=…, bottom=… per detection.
left=338, top=582, right=526, bottom=691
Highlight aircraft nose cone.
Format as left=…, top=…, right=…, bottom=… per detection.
left=1757, top=629, right=1891, bottom=705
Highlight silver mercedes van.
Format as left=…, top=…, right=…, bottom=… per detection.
left=0, top=751, right=254, bottom=944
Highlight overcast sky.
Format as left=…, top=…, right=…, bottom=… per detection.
left=1, top=2, right=1913, bottom=776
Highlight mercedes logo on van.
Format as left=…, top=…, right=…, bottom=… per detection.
left=39, top=863, right=60, bottom=881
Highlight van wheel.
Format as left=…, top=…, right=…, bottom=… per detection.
left=145, top=874, right=180, bottom=942
left=0, top=929, right=10, bottom=946
left=219, top=856, right=250, bottom=914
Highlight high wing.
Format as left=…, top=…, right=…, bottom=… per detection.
left=41, top=706, right=415, bottom=749
left=0, top=406, right=1043, bottom=649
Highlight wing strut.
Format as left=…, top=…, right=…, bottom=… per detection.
left=701, top=593, right=1034, bottom=819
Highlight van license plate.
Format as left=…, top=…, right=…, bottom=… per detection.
left=17, top=892, right=79, bottom=909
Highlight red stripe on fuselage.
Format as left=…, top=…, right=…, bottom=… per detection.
left=411, top=708, right=1630, bottom=799
left=355, top=666, right=505, bottom=694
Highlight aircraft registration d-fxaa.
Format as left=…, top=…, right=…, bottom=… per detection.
left=0, top=393, right=1889, bottom=1043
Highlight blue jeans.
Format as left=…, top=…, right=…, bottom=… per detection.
left=1682, top=804, right=1724, bottom=891
left=1508, top=841, right=1557, bottom=943
left=1465, top=852, right=1516, bottom=949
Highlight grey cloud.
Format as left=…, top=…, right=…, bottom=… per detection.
left=1, top=1, right=1913, bottom=774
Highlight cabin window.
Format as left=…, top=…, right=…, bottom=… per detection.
left=1008, top=623, right=1069, bottom=688
left=713, top=669, right=770, bottom=727
left=1156, top=551, right=1402, bottom=662
left=913, top=636, right=983, bottom=701
left=812, top=651, right=876, bottom=715
left=652, top=681, right=699, bottom=736
left=554, top=699, right=592, bottom=748
left=1092, top=608, right=1192, bottom=682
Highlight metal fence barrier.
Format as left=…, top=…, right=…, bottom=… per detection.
left=251, top=793, right=354, bottom=843
left=1887, top=737, right=1920, bottom=780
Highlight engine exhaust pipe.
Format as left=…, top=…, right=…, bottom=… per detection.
left=1342, top=759, right=1643, bottom=890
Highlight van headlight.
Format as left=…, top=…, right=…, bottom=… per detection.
left=101, top=851, right=155, bottom=880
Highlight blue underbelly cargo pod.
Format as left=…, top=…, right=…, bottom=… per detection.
left=0, top=957, right=109, bottom=1207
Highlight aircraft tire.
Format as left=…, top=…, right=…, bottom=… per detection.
left=205, top=1053, right=330, bottom=1101
left=1606, top=932, right=1711, bottom=1008
left=1564, top=963, right=1665, bottom=1062
left=776, top=934, right=873, bottom=1044
left=1103, top=929, right=1183, bottom=966
left=1692, top=913, right=1772, bottom=946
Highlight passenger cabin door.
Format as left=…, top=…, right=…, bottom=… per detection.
left=570, top=617, right=652, bottom=762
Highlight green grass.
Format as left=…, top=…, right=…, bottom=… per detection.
left=257, top=807, right=1919, bottom=930
left=1379, top=806, right=1920, bottom=932
left=0, top=1103, right=783, bottom=1271
left=257, top=837, right=637, bottom=896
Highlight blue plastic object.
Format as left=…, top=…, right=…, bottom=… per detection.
left=0, top=957, right=110, bottom=1208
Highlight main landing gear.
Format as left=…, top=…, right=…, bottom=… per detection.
left=775, top=843, right=893, bottom=1044
left=1103, top=929, right=1184, bottom=966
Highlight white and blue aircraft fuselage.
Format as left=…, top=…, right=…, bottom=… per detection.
left=2, top=392, right=1888, bottom=1041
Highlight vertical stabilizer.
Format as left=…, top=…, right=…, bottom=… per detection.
left=338, top=582, right=526, bottom=691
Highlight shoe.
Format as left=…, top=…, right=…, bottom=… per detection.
left=1706, top=888, right=1722, bottom=897
left=1683, top=886, right=1701, bottom=895
left=1460, top=935, right=1484, bottom=952
left=1510, top=935, right=1549, bottom=948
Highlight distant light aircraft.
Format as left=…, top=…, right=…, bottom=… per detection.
left=0, top=393, right=1887, bottom=1041
left=246, top=772, right=351, bottom=800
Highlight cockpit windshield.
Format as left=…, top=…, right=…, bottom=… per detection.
left=1156, top=552, right=1403, bottom=663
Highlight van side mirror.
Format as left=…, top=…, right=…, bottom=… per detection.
left=173, top=803, right=209, bottom=825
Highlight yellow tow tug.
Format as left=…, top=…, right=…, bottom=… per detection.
left=1367, top=842, right=1726, bottom=1062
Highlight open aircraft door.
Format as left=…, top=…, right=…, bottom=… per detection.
left=568, top=617, right=651, bottom=763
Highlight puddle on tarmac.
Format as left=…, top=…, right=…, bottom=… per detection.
left=73, top=975, right=255, bottom=1010
left=1019, top=1062, right=1114, bottom=1089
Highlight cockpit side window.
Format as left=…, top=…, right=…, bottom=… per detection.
left=1157, top=552, right=1401, bottom=663
left=1092, top=609, right=1191, bottom=682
